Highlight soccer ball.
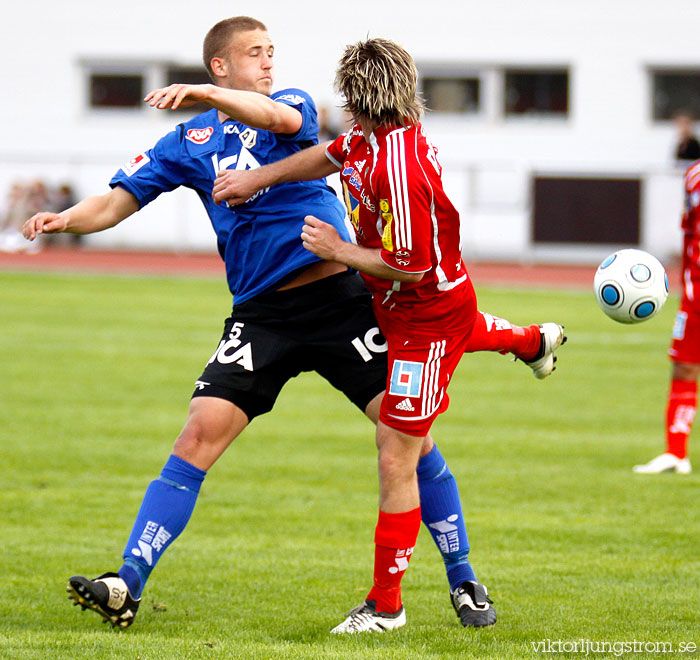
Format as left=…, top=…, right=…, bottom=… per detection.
left=593, top=249, right=669, bottom=324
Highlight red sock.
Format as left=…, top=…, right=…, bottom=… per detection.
left=666, top=379, right=697, bottom=459
left=463, top=311, right=541, bottom=360
left=366, top=507, right=421, bottom=614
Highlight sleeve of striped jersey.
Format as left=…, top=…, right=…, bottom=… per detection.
left=374, top=146, right=433, bottom=274
left=325, top=133, right=347, bottom=169
left=686, top=161, right=700, bottom=195
left=326, top=133, right=347, bottom=168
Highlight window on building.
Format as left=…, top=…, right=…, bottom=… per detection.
left=504, top=69, right=569, bottom=116
left=651, top=70, right=700, bottom=120
left=422, top=77, right=480, bottom=114
left=89, top=74, right=143, bottom=108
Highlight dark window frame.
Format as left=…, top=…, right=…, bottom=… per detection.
left=504, top=68, right=569, bottom=117
left=650, top=68, right=700, bottom=121
left=421, top=76, right=481, bottom=114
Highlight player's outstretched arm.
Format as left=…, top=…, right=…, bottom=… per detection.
left=301, top=216, right=423, bottom=283
left=212, top=142, right=338, bottom=205
left=145, top=84, right=302, bottom=134
left=22, top=186, right=139, bottom=242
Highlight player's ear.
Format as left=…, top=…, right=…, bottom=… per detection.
left=209, top=57, right=228, bottom=80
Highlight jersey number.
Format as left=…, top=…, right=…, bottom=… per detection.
left=208, top=322, right=254, bottom=371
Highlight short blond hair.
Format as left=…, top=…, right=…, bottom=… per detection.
left=203, top=16, right=268, bottom=80
left=335, top=38, right=423, bottom=127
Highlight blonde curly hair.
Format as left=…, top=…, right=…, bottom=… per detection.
left=335, top=38, right=423, bottom=127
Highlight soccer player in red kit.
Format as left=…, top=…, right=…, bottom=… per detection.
left=634, top=160, right=700, bottom=474
left=213, top=38, right=565, bottom=633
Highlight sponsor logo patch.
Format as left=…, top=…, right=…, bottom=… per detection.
left=672, top=310, right=688, bottom=340
left=121, top=153, right=150, bottom=176
left=389, top=360, right=424, bottom=398
left=130, top=521, right=172, bottom=566
left=185, top=127, right=214, bottom=144
left=382, top=216, right=394, bottom=252
left=342, top=164, right=363, bottom=192
left=275, top=93, right=306, bottom=105
left=428, top=514, right=461, bottom=553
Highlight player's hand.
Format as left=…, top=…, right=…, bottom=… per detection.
left=212, top=169, right=264, bottom=206
left=301, top=215, right=343, bottom=261
left=22, top=212, right=68, bottom=241
left=145, top=84, right=214, bottom=110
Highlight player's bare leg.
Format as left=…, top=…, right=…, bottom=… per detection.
left=172, top=396, right=249, bottom=469
left=331, top=422, right=422, bottom=633
left=67, top=397, right=249, bottom=628
left=364, top=384, right=495, bottom=628
left=634, top=362, right=697, bottom=474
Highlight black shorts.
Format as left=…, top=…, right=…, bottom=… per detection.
left=192, top=271, right=388, bottom=420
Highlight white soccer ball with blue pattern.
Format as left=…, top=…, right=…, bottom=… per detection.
left=594, top=249, right=669, bottom=324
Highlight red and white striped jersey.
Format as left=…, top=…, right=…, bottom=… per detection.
left=326, top=123, right=471, bottom=320
left=682, top=160, right=700, bottom=236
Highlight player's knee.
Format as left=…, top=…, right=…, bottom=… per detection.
left=672, top=362, right=700, bottom=381
left=173, top=416, right=226, bottom=456
left=378, top=448, right=419, bottom=486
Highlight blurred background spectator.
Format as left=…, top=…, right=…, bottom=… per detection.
left=674, top=110, right=700, bottom=163
left=0, top=181, right=79, bottom=253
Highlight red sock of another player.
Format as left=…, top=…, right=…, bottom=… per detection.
left=463, top=311, right=541, bottom=360
left=666, top=379, right=697, bottom=459
left=366, top=507, right=421, bottom=614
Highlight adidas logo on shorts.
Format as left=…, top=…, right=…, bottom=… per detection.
left=395, top=398, right=415, bottom=412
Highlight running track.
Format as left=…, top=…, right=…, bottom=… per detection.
left=0, top=247, right=681, bottom=292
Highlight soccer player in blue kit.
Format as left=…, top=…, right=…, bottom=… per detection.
left=22, top=16, right=507, bottom=630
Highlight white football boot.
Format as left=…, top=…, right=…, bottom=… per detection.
left=330, top=601, right=406, bottom=634
left=523, top=323, right=566, bottom=379
left=633, top=453, right=692, bottom=474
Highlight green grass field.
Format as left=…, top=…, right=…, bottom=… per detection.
left=1, top=270, right=698, bottom=660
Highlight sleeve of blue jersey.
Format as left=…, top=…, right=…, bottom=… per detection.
left=271, top=88, right=319, bottom=143
left=109, top=128, right=188, bottom=208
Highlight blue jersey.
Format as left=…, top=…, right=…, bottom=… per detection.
left=110, top=88, right=347, bottom=304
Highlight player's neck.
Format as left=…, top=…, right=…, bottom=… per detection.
left=356, top=116, right=379, bottom=143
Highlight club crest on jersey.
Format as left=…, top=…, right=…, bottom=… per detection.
left=122, top=153, right=150, bottom=176
left=186, top=127, right=214, bottom=144
left=239, top=128, right=257, bottom=149
left=394, top=248, right=411, bottom=266
left=389, top=360, right=424, bottom=398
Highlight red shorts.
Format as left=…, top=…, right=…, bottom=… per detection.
left=669, top=238, right=700, bottom=364
left=379, top=331, right=473, bottom=436
left=372, top=278, right=477, bottom=436
left=669, top=302, right=700, bottom=364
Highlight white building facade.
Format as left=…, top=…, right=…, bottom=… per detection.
left=2, top=0, right=699, bottom=262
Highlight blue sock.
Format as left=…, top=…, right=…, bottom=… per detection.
left=417, top=444, right=478, bottom=591
left=118, top=454, right=206, bottom=599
